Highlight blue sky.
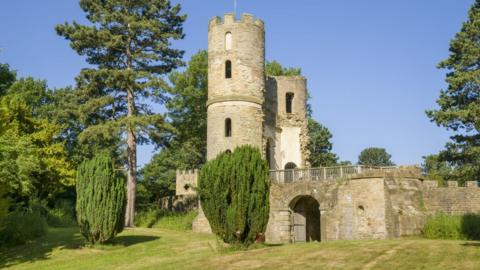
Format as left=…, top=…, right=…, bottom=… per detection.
left=0, top=1, right=474, bottom=167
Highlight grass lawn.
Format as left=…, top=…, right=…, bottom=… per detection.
left=1, top=227, right=480, bottom=270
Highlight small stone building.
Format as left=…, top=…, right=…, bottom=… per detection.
left=176, top=13, right=480, bottom=243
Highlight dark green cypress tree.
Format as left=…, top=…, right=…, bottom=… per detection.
left=76, top=154, right=126, bottom=244
left=198, top=145, right=269, bottom=245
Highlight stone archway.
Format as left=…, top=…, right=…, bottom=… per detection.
left=290, top=196, right=321, bottom=242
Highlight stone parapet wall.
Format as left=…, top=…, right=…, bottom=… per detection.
left=422, top=181, right=480, bottom=215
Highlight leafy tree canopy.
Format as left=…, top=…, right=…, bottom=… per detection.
left=139, top=50, right=207, bottom=203
left=357, top=147, right=395, bottom=167
left=0, top=78, right=74, bottom=201
left=266, top=60, right=301, bottom=76
left=308, top=118, right=338, bottom=167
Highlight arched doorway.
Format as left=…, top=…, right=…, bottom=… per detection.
left=284, top=162, right=297, bottom=183
left=290, top=196, right=320, bottom=242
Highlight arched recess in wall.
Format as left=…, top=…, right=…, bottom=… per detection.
left=286, top=92, right=294, bottom=113
left=225, top=60, right=232, bottom=78
left=225, top=32, right=232, bottom=51
left=284, top=162, right=297, bottom=170
left=284, top=162, right=297, bottom=183
left=225, top=118, right=232, bottom=137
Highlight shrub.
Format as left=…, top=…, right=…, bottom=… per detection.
left=135, top=208, right=162, bottom=228
left=423, top=212, right=480, bottom=240
left=135, top=208, right=197, bottom=231
left=198, top=145, right=270, bottom=245
left=153, top=210, right=197, bottom=230
left=0, top=209, right=47, bottom=246
left=76, top=154, right=126, bottom=244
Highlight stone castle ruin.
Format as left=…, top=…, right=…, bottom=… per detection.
left=176, top=13, right=480, bottom=243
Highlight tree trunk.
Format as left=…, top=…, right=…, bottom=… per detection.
left=125, top=31, right=136, bottom=227
left=125, top=86, right=137, bottom=227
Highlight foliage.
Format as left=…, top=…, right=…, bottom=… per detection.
left=0, top=78, right=75, bottom=201
left=308, top=118, right=338, bottom=166
left=0, top=183, right=9, bottom=230
left=76, top=154, right=126, bottom=244
left=357, top=147, right=395, bottom=166
left=140, top=51, right=208, bottom=203
left=46, top=200, right=77, bottom=228
left=135, top=208, right=197, bottom=230
left=198, top=145, right=270, bottom=245
left=423, top=212, right=480, bottom=240
left=0, top=63, right=16, bottom=96
left=265, top=60, right=301, bottom=76
left=57, top=0, right=186, bottom=226
left=0, top=209, right=47, bottom=246
left=422, top=154, right=455, bottom=185
left=426, top=1, right=480, bottom=184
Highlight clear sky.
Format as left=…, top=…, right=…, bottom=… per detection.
left=0, top=1, right=474, bottom=167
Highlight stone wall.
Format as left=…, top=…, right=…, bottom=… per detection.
left=264, top=76, right=310, bottom=169
left=423, top=181, right=480, bottom=215
left=176, top=170, right=198, bottom=196
left=206, top=102, right=264, bottom=159
left=265, top=169, right=480, bottom=243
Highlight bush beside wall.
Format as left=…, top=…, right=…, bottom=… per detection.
left=423, top=212, right=480, bottom=240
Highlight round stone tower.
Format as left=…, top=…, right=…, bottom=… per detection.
left=206, top=13, right=265, bottom=160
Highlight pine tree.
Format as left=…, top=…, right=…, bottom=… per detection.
left=76, top=154, right=126, bottom=244
left=198, top=145, right=269, bottom=245
left=56, top=0, right=186, bottom=226
left=426, top=1, right=480, bottom=183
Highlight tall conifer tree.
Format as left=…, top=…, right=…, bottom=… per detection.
left=427, top=1, right=480, bottom=183
left=56, top=0, right=186, bottom=226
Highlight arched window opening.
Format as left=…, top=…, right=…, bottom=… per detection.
left=266, top=140, right=271, bottom=168
left=225, top=118, right=232, bottom=137
left=286, top=92, right=294, bottom=113
left=284, top=162, right=297, bottom=183
left=225, top=32, right=232, bottom=51
left=225, top=60, right=232, bottom=79
left=225, top=149, right=232, bottom=154
left=285, top=162, right=297, bottom=170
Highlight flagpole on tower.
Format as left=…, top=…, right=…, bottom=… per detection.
left=234, top=0, right=237, bottom=16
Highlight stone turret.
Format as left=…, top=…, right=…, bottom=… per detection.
left=206, top=13, right=266, bottom=160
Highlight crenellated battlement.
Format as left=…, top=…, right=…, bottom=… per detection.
left=209, top=13, right=264, bottom=29
left=423, top=180, right=479, bottom=189
left=176, top=169, right=199, bottom=196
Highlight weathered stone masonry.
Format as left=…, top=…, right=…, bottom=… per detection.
left=175, top=12, right=480, bottom=243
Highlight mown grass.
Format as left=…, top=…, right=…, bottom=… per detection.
left=2, top=227, right=480, bottom=270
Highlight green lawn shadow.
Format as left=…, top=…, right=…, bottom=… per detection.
left=105, top=235, right=160, bottom=247
left=0, top=227, right=160, bottom=268
left=0, top=227, right=83, bottom=268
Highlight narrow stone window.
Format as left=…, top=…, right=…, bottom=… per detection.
left=225, top=60, right=232, bottom=79
left=225, top=32, right=232, bottom=51
left=266, top=140, right=271, bottom=168
left=286, top=92, right=294, bottom=113
left=225, top=118, right=232, bottom=137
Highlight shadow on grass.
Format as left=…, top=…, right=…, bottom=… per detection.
left=106, top=235, right=159, bottom=247
left=462, top=242, right=480, bottom=247
left=0, top=227, right=83, bottom=268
